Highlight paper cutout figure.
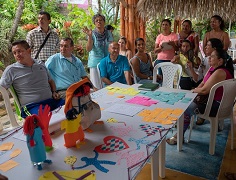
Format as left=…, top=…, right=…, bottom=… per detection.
left=39, top=170, right=96, bottom=180
left=64, top=156, right=77, bottom=167
left=38, top=105, right=53, bottom=152
left=94, top=136, right=129, bottom=153
left=116, top=149, right=145, bottom=167
left=128, top=137, right=154, bottom=150
left=0, top=142, right=14, bottom=151
left=107, top=118, right=126, bottom=126
left=23, top=115, right=52, bottom=170
left=139, top=124, right=161, bottom=136
left=74, top=150, right=116, bottom=173
left=61, top=111, right=85, bottom=148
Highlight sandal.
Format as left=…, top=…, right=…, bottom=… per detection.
left=224, top=172, right=236, bottom=180
left=196, top=117, right=205, bottom=125
left=166, top=136, right=177, bottom=145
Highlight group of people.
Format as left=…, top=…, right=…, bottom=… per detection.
left=0, top=9, right=235, bottom=180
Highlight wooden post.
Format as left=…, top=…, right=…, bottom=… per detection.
left=128, top=0, right=135, bottom=54
left=120, top=2, right=125, bottom=37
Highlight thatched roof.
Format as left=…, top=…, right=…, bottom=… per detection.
left=136, top=0, right=236, bottom=20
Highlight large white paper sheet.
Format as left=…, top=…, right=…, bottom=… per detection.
left=104, top=103, right=143, bottom=117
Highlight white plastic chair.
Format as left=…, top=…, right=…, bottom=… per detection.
left=153, top=62, right=182, bottom=88
left=0, top=85, right=20, bottom=128
left=188, top=79, right=236, bottom=155
left=96, top=63, right=105, bottom=89
left=129, top=62, right=138, bottom=84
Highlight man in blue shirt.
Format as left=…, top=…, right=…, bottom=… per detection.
left=99, top=42, right=132, bottom=85
left=46, top=37, right=90, bottom=99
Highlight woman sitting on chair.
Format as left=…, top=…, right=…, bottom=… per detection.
left=172, top=39, right=201, bottom=90
left=118, top=36, right=133, bottom=61
left=167, top=48, right=234, bottom=145
left=130, top=38, right=161, bottom=84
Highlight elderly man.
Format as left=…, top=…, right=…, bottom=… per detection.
left=99, top=42, right=132, bottom=85
left=26, top=11, right=59, bottom=61
left=46, top=37, right=90, bottom=99
left=0, top=40, right=64, bottom=118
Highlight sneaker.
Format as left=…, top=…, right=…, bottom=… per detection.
left=196, top=117, right=205, bottom=125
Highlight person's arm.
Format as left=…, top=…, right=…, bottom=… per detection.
left=101, top=77, right=113, bottom=85
left=126, top=50, right=133, bottom=61
left=223, top=32, right=230, bottom=51
left=124, top=71, right=132, bottom=85
left=187, top=61, right=199, bottom=82
left=193, top=69, right=226, bottom=95
left=154, top=43, right=162, bottom=54
left=171, top=55, right=180, bottom=63
left=48, top=79, right=60, bottom=99
left=203, top=32, right=209, bottom=54
left=82, top=27, right=93, bottom=52
left=193, top=34, right=200, bottom=56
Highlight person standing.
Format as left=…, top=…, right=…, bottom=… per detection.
left=154, top=19, right=178, bottom=75
left=178, top=20, right=199, bottom=56
left=26, top=11, right=59, bottom=61
left=46, top=37, right=91, bottom=99
left=203, top=15, right=230, bottom=53
left=83, top=13, right=113, bottom=89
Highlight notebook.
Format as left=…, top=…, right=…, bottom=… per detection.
left=138, top=83, right=159, bottom=91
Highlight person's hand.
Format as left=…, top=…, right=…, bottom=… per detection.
left=168, top=41, right=175, bottom=47
left=52, top=91, right=60, bottom=100
left=82, top=27, right=92, bottom=37
left=187, top=61, right=193, bottom=69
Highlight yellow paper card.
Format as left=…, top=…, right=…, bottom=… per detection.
left=10, top=149, right=22, bottom=158
left=0, top=142, right=14, bottom=151
left=39, top=170, right=96, bottom=180
left=0, top=160, right=19, bottom=172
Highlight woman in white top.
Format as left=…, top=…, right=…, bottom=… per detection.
left=118, top=36, right=133, bottom=60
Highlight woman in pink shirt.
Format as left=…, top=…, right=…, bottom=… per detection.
left=154, top=19, right=178, bottom=75
left=167, top=48, right=234, bottom=145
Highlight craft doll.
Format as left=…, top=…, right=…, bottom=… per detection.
left=23, top=114, right=51, bottom=170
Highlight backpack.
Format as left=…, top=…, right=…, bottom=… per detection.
left=64, top=78, right=101, bottom=130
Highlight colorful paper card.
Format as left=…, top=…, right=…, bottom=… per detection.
left=0, top=160, right=19, bottom=172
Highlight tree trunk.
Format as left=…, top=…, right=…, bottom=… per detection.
left=97, top=0, right=102, bottom=14
left=7, top=0, right=25, bottom=42
left=113, top=3, right=119, bottom=25
left=3, top=0, right=25, bottom=66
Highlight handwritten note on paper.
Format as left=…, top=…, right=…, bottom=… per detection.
left=104, top=104, right=144, bottom=117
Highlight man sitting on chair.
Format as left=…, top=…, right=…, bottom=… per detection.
left=0, top=40, right=64, bottom=118
left=45, top=37, right=92, bottom=99
left=99, top=42, right=132, bottom=85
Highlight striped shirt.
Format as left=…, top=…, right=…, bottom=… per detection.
left=26, top=26, right=59, bottom=61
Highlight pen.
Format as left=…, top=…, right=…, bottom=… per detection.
left=76, top=170, right=95, bottom=180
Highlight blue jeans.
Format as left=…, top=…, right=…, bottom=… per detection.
left=21, top=98, right=65, bottom=118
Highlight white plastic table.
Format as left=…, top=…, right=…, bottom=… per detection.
left=0, top=82, right=196, bottom=180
